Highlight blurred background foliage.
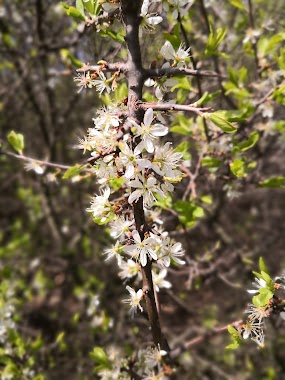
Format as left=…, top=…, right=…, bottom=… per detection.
left=0, top=0, right=285, bottom=379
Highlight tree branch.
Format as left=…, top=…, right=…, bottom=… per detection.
left=121, top=0, right=170, bottom=352
left=144, top=67, right=225, bottom=80
left=138, top=102, right=212, bottom=116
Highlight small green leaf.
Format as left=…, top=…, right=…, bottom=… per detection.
left=237, top=131, right=259, bottom=152
left=90, top=347, right=112, bottom=368
left=258, top=176, right=285, bottom=188
left=205, top=26, right=227, bottom=56
left=205, top=112, right=237, bottom=133
left=171, top=76, right=191, bottom=91
left=100, top=29, right=125, bottom=43
left=174, top=141, right=191, bottom=160
left=226, top=341, right=240, bottom=349
left=7, top=131, right=24, bottom=154
left=109, top=177, right=124, bottom=191
left=230, top=158, right=245, bottom=178
left=259, top=257, right=268, bottom=275
left=83, top=0, right=95, bottom=15
left=202, top=156, right=221, bottom=170
left=63, top=165, right=83, bottom=179
left=201, top=195, right=212, bottom=205
left=229, top=0, right=246, bottom=10
left=153, top=194, right=172, bottom=209
left=76, top=0, right=85, bottom=16
left=174, top=201, right=204, bottom=227
left=64, top=5, right=85, bottom=20
left=253, top=289, right=274, bottom=307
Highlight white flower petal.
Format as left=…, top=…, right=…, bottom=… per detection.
left=147, top=16, right=163, bottom=26
left=144, top=108, right=154, bottom=127
left=132, top=230, right=141, bottom=244
left=144, top=137, right=154, bottom=153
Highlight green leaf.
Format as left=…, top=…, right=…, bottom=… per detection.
left=64, top=5, right=85, bottom=20
left=171, top=115, right=193, bottom=135
left=153, top=194, right=172, bottom=209
left=202, top=156, right=222, bottom=170
left=174, top=141, right=191, bottom=160
left=260, top=271, right=274, bottom=290
left=76, top=0, right=85, bottom=16
left=192, top=90, right=221, bottom=106
left=205, top=26, right=227, bottom=56
left=258, top=176, right=285, bottom=188
left=7, top=131, right=24, bottom=154
left=252, top=289, right=274, bottom=307
left=100, top=29, right=125, bottom=43
left=205, top=112, right=237, bottom=133
left=237, top=131, right=259, bottom=152
left=226, top=341, right=240, bottom=350
left=259, top=257, right=269, bottom=274
left=201, top=195, right=213, bottom=205
left=229, top=0, right=246, bottom=10
left=171, top=76, right=191, bottom=91
left=60, top=49, right=84, bottom=68
left=63, top=165, right=83, bottom=179
left=215, top=109, right=248, bottom=122
left=90, top=347, right=111, bottom=368
left=230, top=158, right=246, bottom=178
left=173, top=201, right=204, bottom=227
left=226, top=325, right=241, bottom=350
left=109, top=177, right=124, bottom=191
left=83, top=0, right=95, bottom=15
left=162, top=24, right=181, bottom=50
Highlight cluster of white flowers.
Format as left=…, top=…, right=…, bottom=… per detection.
left=145, top=40, right=190, bottom=99
left=234, top=274, right=285, bottom=348
left=96, top=344, right=170, bottom=379
left=0, top=303, right=16, bottom=345
left=74, top=70, right=113, bottom=95
left=74, top=0, right=188, bottom=322
left=78, top=99, right=185, bottom=315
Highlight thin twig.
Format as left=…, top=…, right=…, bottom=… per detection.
left=138, top=102, right=212, bottom=116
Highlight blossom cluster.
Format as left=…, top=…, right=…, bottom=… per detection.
left=233, top=273, right=285, bottom=348
left=77, top=96, right=185, bottom=316
left=73, top=0, right=189, bottom=323
left=81, top=105, right=185, bottom=314
left=95, top=344, right=169, bottom=380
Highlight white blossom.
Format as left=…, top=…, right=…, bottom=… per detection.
left=244, top=303, right=271, bottom=322
left=93, top=71, right=112, bottom=95
left=152, top=268, right=172, bottom=292
left=129, top=108, right=168, bottom=153
left=160, top=41, right=190, bottom=66
left=122, top=286, right=144, bottom=316
left=144, top=345, right=167, bottom=369
left=156, top=237, right=185, bottom=267
left=163, top=0, right=190, bottom=19
left=242, top=319, right=265, bottom=347
left=140, top=0, right=163, bottom=32
left=73, top=71, right=97, bottom=93
left=118, top=141, right=151, bottom=179
left=118, top=259, right=141, bottom=280
left=123, top=230, right=157, bottom=267
left=86, top=187, right=113, bottom=223
left=128, top=174, right=165, bottom=208
left=109, top=216, right=134, bottom=239
left=24, top=161, right=45, bottom=175
left=104, top=240, right=122, bottom=265
left=152, top=142, right=182, bottom=176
